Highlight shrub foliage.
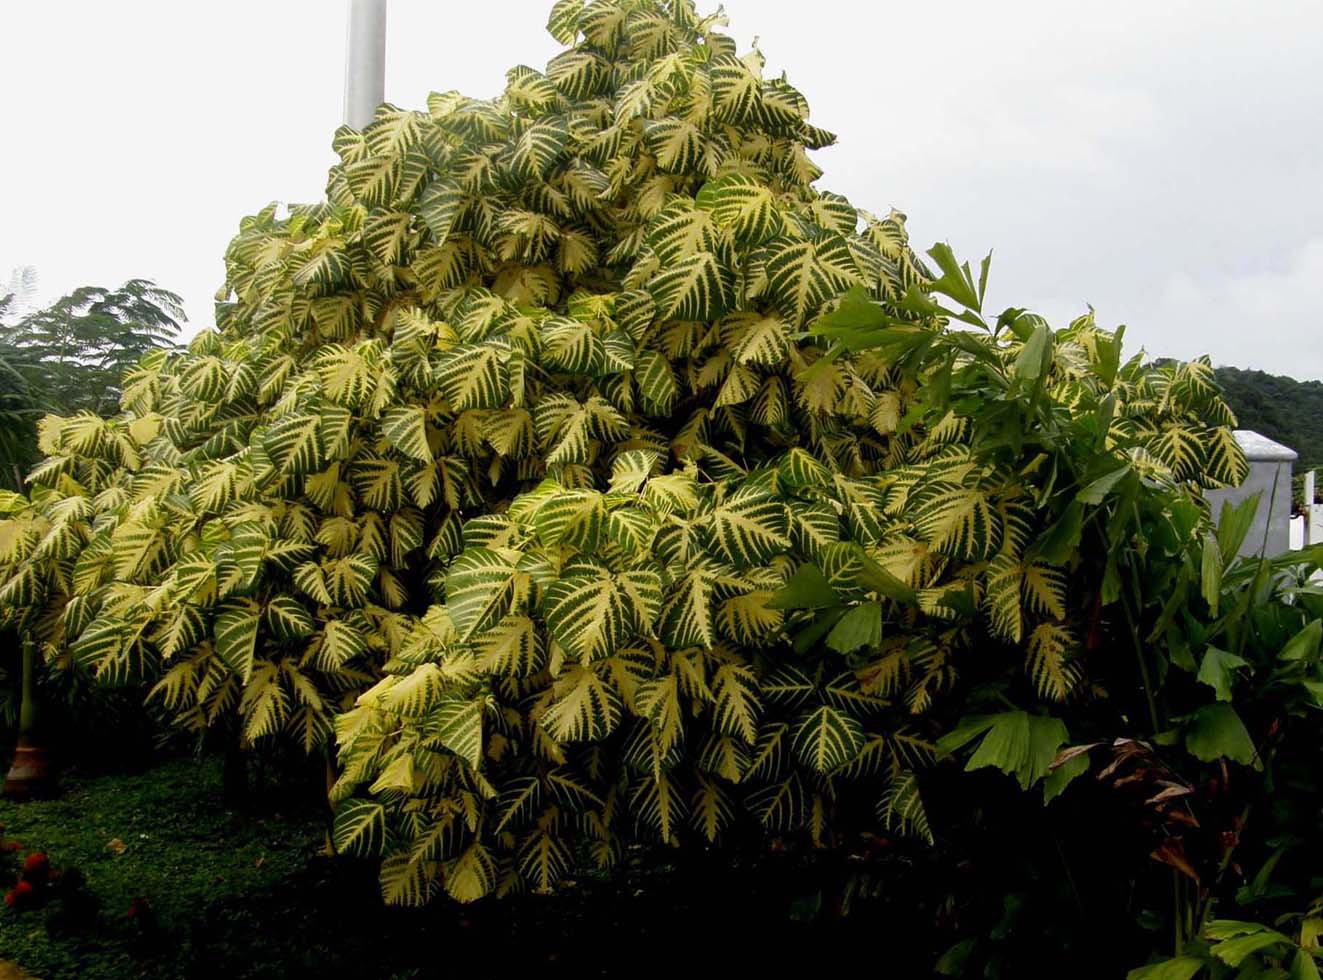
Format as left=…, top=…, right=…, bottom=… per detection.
left=7, top=0, right=1306, bottom=930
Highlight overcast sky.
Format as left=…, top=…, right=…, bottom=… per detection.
left=2, top=1, right=1321, bottom=379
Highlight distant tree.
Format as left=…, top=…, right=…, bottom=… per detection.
left=1, top=279, right=185, bottom=415
left=0, top=291, right=49, bottom=491
left=0, top=280, right=184, bottom=489
left=2, top=267, right=38, bottom=319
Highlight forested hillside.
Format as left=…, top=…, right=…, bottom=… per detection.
left=1216, top=366, right=1323, bottom=477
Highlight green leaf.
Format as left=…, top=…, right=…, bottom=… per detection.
left=1217, top=494, right=1260, bottom=562
left=791, top=704, right=864, bottom=772
left=214, top=600, right=260, bottom=683
left=809, top=285, right=885, bottom=340
left=926, top=242, right=982, bottom=312
left=1185, top=703, right=1257, bottom=765
left=1042, top=751, right=1089, bottom=804
left=1291, top=950, right=1322, bottom=980
left=768, top=564, right=839, bottom=610
left=445, top=547, right=522, bottom=641
left=1033, top=502, right=1083, bottom=565
left=265, top=597, right=315, bottom=642
left=1125, top=957, right=1206, bottom=980
left=1196, top=646, right=1248, bottom=702
left=856, top=550, right=918, bottom=605
left=939, top=711, right=1068, bottom=791
left=1210, top=928, right=1293, bottom=967
left=543, top=571, right=660, bottom=662
left=333, top=799, right=386, bottom=857
left=1013, top=322, right=1052, bottom=383
left=381, top=406, right=431, bottom=462
left=1280, top=619, right=1321, bottom=662
left=707, top=490, right=790, bottom=568
left=825, top=602, right=882, bottom=653
left=1077, top=465, right=1130, bottom=505
left=1200, top=534, right=1222, bottom=617
left=648, top=251, right=732, bottom=322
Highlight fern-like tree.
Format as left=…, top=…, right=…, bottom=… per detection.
left=0, top=0, right=1251, bottom=901
left=0, top=279, right=184, bottom=488
left=1, top=279, right=182, bottom=794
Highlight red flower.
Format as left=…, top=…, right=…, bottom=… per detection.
left=0, top=841, right=21, bottom=853
left=6, top=880, right=35, bottom=909
left=22, top=852, right=50, bottom=881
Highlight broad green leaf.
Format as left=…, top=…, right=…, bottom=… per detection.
left=1125, top=957, right=1206, bottom=980
left=707, top=490, right=790, bottom=568
left=877, top=771, right=932, bottom=844
left=1185, top=703, right=1257, bottom=765
left=436, top=344, right=510, bottom=410
left=791, top=704, right=864, bottom=773
left=648, top=251, right=732, bottom=322
left=825, top=602, right=882, bottom=653
left=541, top=665, right=622, bottom=742
left=767, top=563, right=838, bottom=610
left=214, top=600, right=260, bottom=683
left=446, top=547, right=523, bottom=641
left=265, top=596, right=315, bottom=642
left=543, top=570, right=660, bottom=662
left=1197, top=646, right=1248, bottom=702
left=1280, top=619, right=1321, bottom=662
left=381, top=406, right=431, bottom=462
left=333, top=799, right=386, bottom=857
left=939, top=711, right=1068, bottom=791
left=1076, top=465, right=1130, bottom=505
left=1013, top=322, right=1052, bottom=383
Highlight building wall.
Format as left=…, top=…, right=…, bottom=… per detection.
left=1206, top=458, right=1295, bottom=557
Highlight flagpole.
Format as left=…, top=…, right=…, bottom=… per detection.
left=343, top=0, right=387, bottom=129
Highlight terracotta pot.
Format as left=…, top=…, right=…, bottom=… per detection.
left=3, top=740, right=55, bottom=801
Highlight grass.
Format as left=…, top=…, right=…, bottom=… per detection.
left=0, top=754, right=941, bottom=978
left=0, top=756, right=326, bottom=979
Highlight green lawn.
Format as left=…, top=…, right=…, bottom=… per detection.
left=0, top=757, right=328, bottom=979
left=0, top=756, right=926, bottom=978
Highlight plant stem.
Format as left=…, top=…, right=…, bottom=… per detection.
left=1120, top=589, right=1161, bottom=735
left=1173, top=873, right=1185, bottom=953
left=18, top=637, right=37, bottom=740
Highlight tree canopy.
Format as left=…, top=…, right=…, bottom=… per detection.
left=0, top=0, right=1258, bottom=909
left=0, top=280, right=183, bottom=489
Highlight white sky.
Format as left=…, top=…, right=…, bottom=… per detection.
left=2, top=1, right=1321, bottom=379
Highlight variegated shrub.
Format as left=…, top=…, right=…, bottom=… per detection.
left=0, top=0, right=1246, bottom=905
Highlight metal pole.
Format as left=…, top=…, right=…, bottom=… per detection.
left=1306, top=470, right=1316, bottom=546
left=343, top=0, right=387, bottom=129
